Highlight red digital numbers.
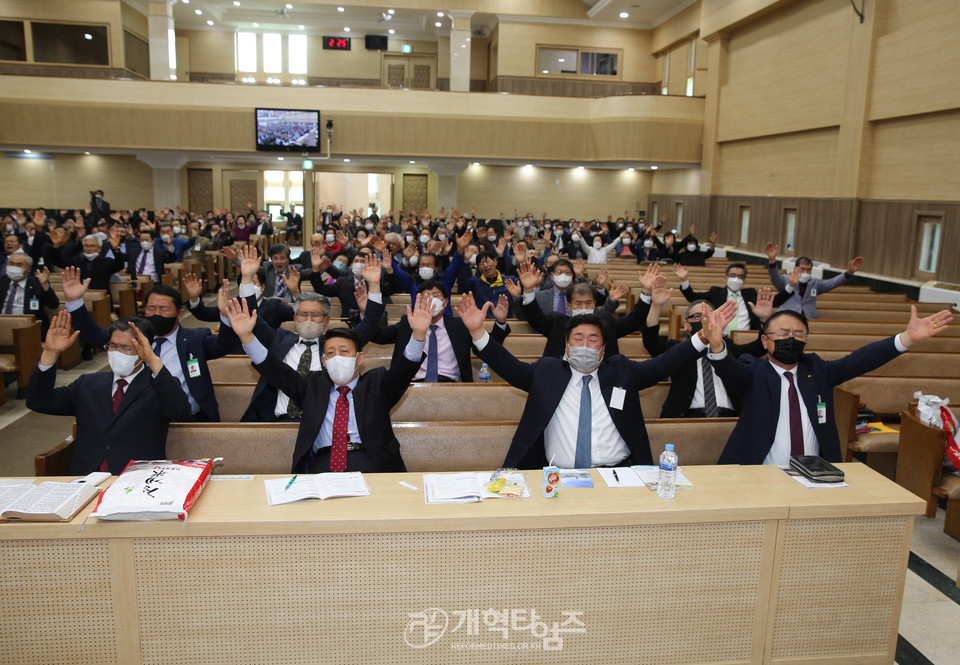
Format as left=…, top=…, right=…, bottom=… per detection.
left=323, top=36, right=351, bottom=50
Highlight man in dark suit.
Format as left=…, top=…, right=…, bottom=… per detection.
left=70, top=235, right=125, bottom=293
left=642, top=281, right=771, bottom=418
left=1, top=251, right=59, bottom=335
left=675, top=261, right=762, bottom=332
left=373, top=280, right=509, bottom=383
left=26, top=311, right=191, bottom=474
left=699, top=306, right=954, bottom=465
left=122, top=229, right=173, bottom=282
left=225, top=292, right=433, bottom=473
left=263, top=244, right=296, bottom=302
left=309, top=247, right=397, bottom=325
left=61, top=268, right=237, bottom=422
left=457, top=293, right=709, bottom=469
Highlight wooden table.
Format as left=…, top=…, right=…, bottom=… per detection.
left=0, top=464, right=923, bottom=665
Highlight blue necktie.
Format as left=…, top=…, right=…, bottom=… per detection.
left=153, top=337, right=165, bottom=357
left=3, top=283, right=17, bottom=314
left=574, top=375, right=592, bottom=468
left=424, top=324, right=439, bottom=382
left=557, top=292, right=567, bottom=315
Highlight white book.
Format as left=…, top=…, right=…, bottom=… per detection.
left=264, top=472, right=371, bottom=506
left=423, top=472, right=530, bottom=504
left=0, top=482, right=100, bottom=522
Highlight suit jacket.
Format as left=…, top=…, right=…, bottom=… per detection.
left=713, top=337, right=903, bottom=464
left=521, top=294, right=645, bottom=359
left=68, top=304, right=236, bottom=421
left=677, top=247, right=715, bottom=266
left=123, top=241, right=173, bottom=278
left=767, top=264, right=849, bottom=319
left=681, top=284, right=761, bottom=331
left=253, top=337, right=423, bottom=473
left=372, top=311, right=490, bottom=382
left=26, top=364, right=192, bottom=474
left=0, top=274, right=59, bottom=334
left=641, top=326, right=765, bottom=417
left=189, top=296, right=293, bottom=332
left=70, top=252, right=125, bottom=293
left=242, top=298, right=385, bottom=421
left=477, top=335, right=701, bottom=469
left=263, top=263, right=293, bottom=300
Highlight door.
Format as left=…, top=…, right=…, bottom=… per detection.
left=402, top=174, right=428, bottom=214
left=382, top=54, right=436, bottom=89
left=230, top=180, right=258, bottom=214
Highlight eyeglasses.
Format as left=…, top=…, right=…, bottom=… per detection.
left=294, top=311, right=325, bottom=320
left=764, top=330, right=808, bottom=341
left=685, top=314, right=703, bottom=322
left=105, top=343, right=137, bottom=355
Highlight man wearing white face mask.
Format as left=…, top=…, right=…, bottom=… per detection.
left=373, top=280, right=509, bottom=382
left=458, top=294, right=708, bottom=469
left=120, top=229, right=172, bottom=282
left=26, top=312, right=191, bottom=474
left=227, top=291, right=433, bottom=473
left=765, top=242, right=863, bottom=319
left=1, top=250, right=58, bottom=335
left=676, top=262, right=763, bottom=332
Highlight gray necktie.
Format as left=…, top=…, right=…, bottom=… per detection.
left=700, top=358, right=719, bottom=418
left=574, top=375, right=592, bottom=468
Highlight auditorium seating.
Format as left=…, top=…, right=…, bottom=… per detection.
left=0, top=314, right=42, bottom=401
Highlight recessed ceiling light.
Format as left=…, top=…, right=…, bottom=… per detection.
left=181, top=0, right=189, bottom=3
left=84, top=151, right=91, bottom=155
left=285, top=3, right=293, bottom=9
left=170, top=73, right=178, bottom=79
left=472, top=162, right=480, bottom=166
left=194, top=9, right=202, bottom=15
left=84, top=33, right=92, bottom=40
left=627, top=167, right=635, bottom=172
left=387, top=9, right=395, bottom=15
left=524, top=164, right=532, bottom=169
left=558, top=58, right=565, bottom=63
left=409, top=160, right=416, bottom=164
left=206, top=20, right=213, bottom=25
left=650, top=165, right=658, bottom=170
left=252, top=22, right=259, bottom=27
left=298, top=25, right=304, bottom=30
left=434, top=21, right=441, bottom=27
left=388, top=29, right=395, bottom=34
left=344, top=27, right=350, bottom=32
left=541, top=70, right=548, bottom=74
left=23, top=149, right=31, bottom=154
left=576, top=166, right=584, bottom=171
left=620, top=12, right=629, bottom=19
left=437, top=12, right=444, bottom=17
left=233, top=1, right=240, bottom=6
left=344, top=158, right=351, bottom=162
left=337, top=6, right=344, bottom=11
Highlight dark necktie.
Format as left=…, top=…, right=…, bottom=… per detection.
left=3, top=283, right=17, bottom=314
left=153, top=337, right=165, bottom=357
left=557, top=293, right=566, bottom=315
left=701, top=358, right=719, bottom=418
left=574, top=375, right=592, bottom=468
left=329, top=386, right=351, bottom=472
left=111, top=378, right=128, bottom=415
left=424, top=324, right=439, bottom=382
left=275, top=272, right=287, bottom=299
left=137, top=250, right=148, bottom=275
left=785, top=372, right=804, bottom=457
left=286, top=341, right=314, bottom=419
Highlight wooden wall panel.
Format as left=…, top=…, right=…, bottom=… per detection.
left=717, top=0, right=849, bottom=142
left=645, top=194, right=710, bottom=237
left=862, top=110, right=960, bottom=202
left=652, top=2, right=701, bottom=53
left=700, top=0, right=800, bottom=41
left=0, top=153, right=153, bottom=209
left=183, top=30, right=236, bottom=77
left=667, top=40, right=689, bottom=95
left=651, top=169, right=701, bottom=196
left=120, top=2, right=148, bottom=40
left=714, top=128, right=839, bottom=198
left=458, top=165, right=651, bottom=221
left=187, top=168, right=214, bottom=215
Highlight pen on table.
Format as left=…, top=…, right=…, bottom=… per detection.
left=612, top=469, right=620, bottom=484
left=285, top=474, right=297, bottom=490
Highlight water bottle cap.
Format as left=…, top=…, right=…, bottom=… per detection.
left=665, top=444, right=674, bottom=451
left=481, top=363, right=488, bottom=367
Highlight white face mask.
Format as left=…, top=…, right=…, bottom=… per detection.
left=428, top=296, right=445, bottom=317
left=173, top=226, right=182, bottom=234
left=408, top=255, right=419, bottom=266
left=419, top=234, right=430, bottom=244
left=593, top=240, right=602, bottom=249
left=405, top=235, right=414, bottom=244
left=108, top=350, right=140, bottom=377
left=571, top=232, right=581, bottom=242
left=798, top=272, right=812, bottom=284
left=687, top=243, right=697, bottom=252
left=486, top=235, right=496, bottom=243
left=571, top=308, right=593, bottom=317
left=726, top=277, right=744, bottom=292
left=141, top=240, right=153, bottom=251
left=325, top=233, right=335, bottom=243
left=565, top=344, right=602, bottom=373
left=295, top=319, right=324, bottom=340
left=545, top=224, right=551, bottom=229
left=161, top=234, right=171, bottom=243
left=468, top=254, right=477, bottom=266
left=83, top=252, right=100, bottom=261
left=351, top=263, right=364, bottom=277
left=365, top=222, right=374, bottom=231
left=252, top=285, right=263, bottom=300
left=324, top=354, right=357, bottom=385
left=553, top=273, right=572, bottom=289
left=643, top=239, right=654, bottom=248
left=418, top=267, right=435, bottom=281
left=5, top=266, right=26, bottom=282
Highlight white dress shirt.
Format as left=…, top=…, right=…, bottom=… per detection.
left=275, top=337, right=324, bottom=416
left=3, top=278, right=26, bottom=313
left=727, top=288, right=751, bottom=331
left=414, top=316, right=460, bottom=381
left=690, top=357, right=734, bottom=411
left=763, top=363, right=819, bottom=465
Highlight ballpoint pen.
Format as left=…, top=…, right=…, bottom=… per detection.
left=612, top=470, right=620, bottom=484
left=285, top=474, right=297, bottom=490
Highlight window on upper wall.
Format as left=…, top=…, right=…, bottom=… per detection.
left=661, top=52, right=669, bottom=94
left=31, top=22, right=108, bottom=65
left=0, top=20, right=27, bottom=61
left=917, top=217, right=942, bottom=275
left=675, top=201, right=683, bottom=228
left=123, top=29, right=149, bottom=78
left=263, top=33, right=282, bottom=73
left=685, top=38, right=695, bottom=97
left=739, top=207, right=751, bottom=246
left=784, top=208, right=798, bottom=253
left=288, top=34, right=307, bottom=75
left=237, top=32, right=257, bottom=72
left=537, top=46, right=621, bottom=79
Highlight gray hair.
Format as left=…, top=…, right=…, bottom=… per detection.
left=83, top=234, right=103, bottom=248
left=684, top=299, right=710, bottom=318
left=10, top=249, right=33, bottom=270
left=291, top=291, right=331, bottom=316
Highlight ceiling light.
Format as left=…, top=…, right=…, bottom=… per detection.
left=337, top=6, right=344, bottom=11
left=206, top=20, right=214, bottom=25
left=181, top=0, right=189, bottom=3
left=233, top=1, right=240, bottom=6
left=252, top=22, right=259, bottom=27
left=343, top=158, right=351, bottom=163
left=541, top=70, right=548, bottom=74
left=437, top=12, right=444, bottom=17
left=387, top=9, right=395, bottom=14
left=84, top=33, right=93, bottom=40
left=23, top=149, right=31, bottom=154
left=388, top=29, right=395, bottom=34
left=409, top=160, right=416, bottom=164
left=277, top=157, right=284, bottom=161
left=523, top=164, right=532, bottom=169
left=434, top=22, right=441, bottom=27
left=170, top=73, right=178, bottom=80
left=650, top=165, right=658, bottom=170
left=472, top=162, right=479, bottom=166
left=576, top=166, right=584, bottom=171
left=619, top=12, right=629, bottom=19
left=298, top=25, right=304, bottom=30
left=194, top=9, right=202, bottom=15
left=627, top=167, right=635, bottom=172
left=84, top=151, right=91, bottom=155
left=285, top=3, right=293, bottom=9
left=558, top=58, right=565, bottom=63
left=344, top=27, right=350, bottom=32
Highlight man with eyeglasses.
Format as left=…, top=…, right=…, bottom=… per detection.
left=764, top=242, right=864, bottom=319
left=699, top=306, right=954, bottom=465
left=675, top=261, right=763, bottom=332
left=26, top=311, right=191, bottom=474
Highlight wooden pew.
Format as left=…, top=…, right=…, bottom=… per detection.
left=835, top=386, right=899, bottom=479
left=840, top=376, right=960, bottom=419
left=895, top=410, right=960, bottom=539
left=212, top=383, right=254, bottom=422
left=0, top=314, right=42, bottom=401
left=731, top=330, right=960, bottom=354
left=208, top=355, right=259, bottom=383
left=165, top=422, right=299, bottom=474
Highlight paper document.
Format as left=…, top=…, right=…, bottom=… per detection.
left=264, top=472, right=371, bottom=506
left=631, top=465, right=695, bottom=490
left=597, top=467, right=646, bottom=488
left=423, top=472, right=530, bottom=504
left=779, top=466, right=849, bottom=489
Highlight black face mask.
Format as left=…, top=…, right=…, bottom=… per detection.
left=146, top=314, right=177, bottom=337
left=770, top=337, right=805, bottom=365
left=688, top=321, right=703, bottom=336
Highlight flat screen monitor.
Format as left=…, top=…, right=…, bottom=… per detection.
left=255, top=108, right=321, bottom=152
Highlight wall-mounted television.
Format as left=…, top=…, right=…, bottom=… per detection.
left=255, top=108, right=321, bottom=153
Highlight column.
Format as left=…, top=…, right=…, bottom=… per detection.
left=430, top=163, right=466, bottom=212
left=448, top=11, right=474, bottom=92
left=148, top=0, right=176, bottom=81
left=699, top=37, right=727, bottom=196
left=136, top=152, right=189, bottom=210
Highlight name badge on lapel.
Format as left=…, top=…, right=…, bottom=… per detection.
left=609, top=387, right=626, bottom=411
left=187, top=354, right=201, bottom=379
left=810, top=287, right=818, bottom=298
left=816, top=394, right=827, bottom=424
left=29, top=297, right=39, bottom=311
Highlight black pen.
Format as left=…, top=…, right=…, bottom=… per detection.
left=612, top=469, right=620, bottom=484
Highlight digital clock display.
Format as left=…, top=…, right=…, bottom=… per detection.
left=323, top=36, right=351, bottom=50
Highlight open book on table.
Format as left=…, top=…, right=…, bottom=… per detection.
left=264, top=472, right=371, bottom=506
left=0, top=482, right=101, bottom=522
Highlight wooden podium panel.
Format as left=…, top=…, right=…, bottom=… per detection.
left=0, top=464, right=923, bottom=665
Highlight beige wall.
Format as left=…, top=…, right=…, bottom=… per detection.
left=457, top=165, right=650, bottom=220
left=0, top=153, right=153, bottom=209
left=651, top=169, right=701, bottom=196
left=652, top=2, right=701, bottom=53
left=183, top=30, right=236, bottom=76
left=1, top=0, right=124, bottom=68
left=119, top=2, right=147, bottom=40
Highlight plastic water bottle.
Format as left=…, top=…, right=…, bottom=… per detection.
left=657, top=444, right=678, bottom=499
left=478, top=363, right=491, bottom=383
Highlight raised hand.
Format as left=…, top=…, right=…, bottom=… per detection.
left=239, top=244, right=261, bottom=281
left=310, top=247, right=325, bottom=272
left=455, top=229, right=473, bottom=254
left=282, top=265, right=301, bottom=298
left=336, top=230, right=349, bottom=247
left=748, top=287, right=775, bottom=322
left=216, top=281, right=233, bottom=317
left=651, top=284, right=673, bottom=307
left=61, top=266, right=90, bottom=302
left=407, top=292, right=434, bottom=341
left=638, top=263, right=660, bottom=292
left=609, top=284, right=628, bottom=303
left=495, top=237, right=507, bottom=257
left=573, top=258, right=584, bottom=277
left=220, top=245, right=239, bottom=263
left=128, top=322, right=162, bottom=373
left=42, top=310, right=80, bottom=356
left=595, top=268, right=609, bottom=290
left=517, top=261, right=540, bottom=293
left=456, top=291, right=492, bottom=338
left=847, top=256, right=863, bottom=274
left=224, top=297, right=258, bottom=343
left=708, top=231, right=718, bottom=244
left=765, top=242, right=779, bottom=262
left=36, top=266, right=50, bottom=290
left=714, top=299, right=738, bottom=332
left=492, top=293, right=510, bottom=323
left=672, top=262, right=689, bottom=283
left=361, top=253, right=381, bottom=287
left=788, top=266, right=800, bottom=288
left=403, top=242, right=418, bottom=259
left=183, top=272, right=203, bottom=301
left=700, top=305, right=725, bottom=352
left=901, top=306, right=954, bottom=348
left=503, top=276, right=522, bottom=299
left=368, top=234, right=387, bottom=255
left=354, top=279, right=368, bottom=316
left=688, top=224, right=696, bottom=236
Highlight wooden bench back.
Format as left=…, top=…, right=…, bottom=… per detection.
left=894, top=410, right=946, bottom=518
left=166, top=422, right=299, bottom=474
left=209, top=355, right=259, bottom=383
left=212, top=383, right=255, bottom=422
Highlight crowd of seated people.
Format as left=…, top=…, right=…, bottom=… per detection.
left=2, top=198, right=954, bottom=479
